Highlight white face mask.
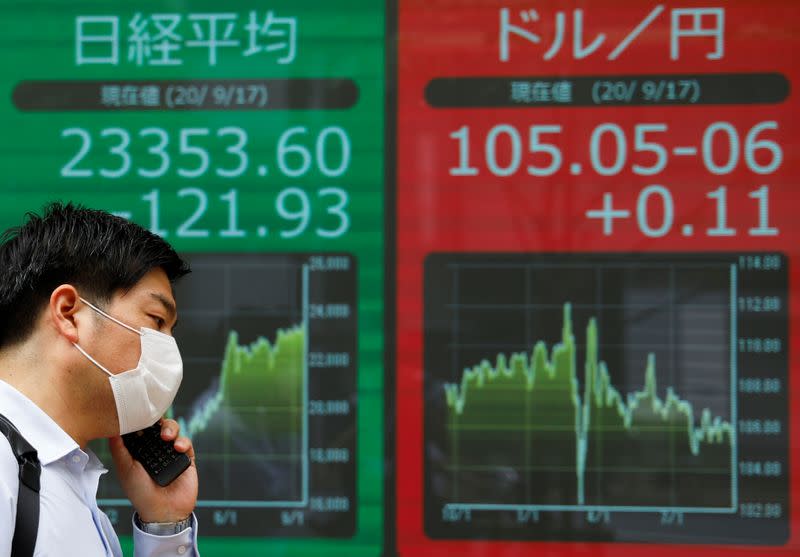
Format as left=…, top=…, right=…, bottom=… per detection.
left=72, top=297, right=183, bottom=435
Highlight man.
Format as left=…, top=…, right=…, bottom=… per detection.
left=0, top=203, right=200, bottom=556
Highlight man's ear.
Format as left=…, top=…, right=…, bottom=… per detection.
left=49, top=285, right=82, bottom=344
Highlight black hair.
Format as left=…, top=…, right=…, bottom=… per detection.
left=0, top=202, right=190, bottom=348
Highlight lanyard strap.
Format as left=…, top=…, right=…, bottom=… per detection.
left=0, top=413, right=40, bottom=557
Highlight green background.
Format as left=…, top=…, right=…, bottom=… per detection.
left=0, top=1, right=385, bottom=555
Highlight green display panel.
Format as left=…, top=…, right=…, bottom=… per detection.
left=0, top=1, right=384, bottom=555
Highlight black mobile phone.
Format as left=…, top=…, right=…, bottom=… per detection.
left=122, top=422, right=191, bottom=487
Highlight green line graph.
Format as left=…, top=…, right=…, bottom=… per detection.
left=179, top=320, right=309, bottom=508
left=425, top=253, right=789, bottom=544
left=179, top=326, right=305, bottom=441
left=94, top=253, right=359, bottom=537
left=444, top=303, right=734, bottom=510
left=98, top=260, right=313, bottom=509
left=99, top=323, right=311, bottom=507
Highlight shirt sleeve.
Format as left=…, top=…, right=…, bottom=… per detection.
left=132, top=513, right=199, bottom=557
left=0, top=439, right=19, bottom=557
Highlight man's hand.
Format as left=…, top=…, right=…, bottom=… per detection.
left=109, top=418, right=198, bottom=523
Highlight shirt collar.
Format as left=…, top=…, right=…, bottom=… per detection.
left=0, top=379, right=81, bottom=465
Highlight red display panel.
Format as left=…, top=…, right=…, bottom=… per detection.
left=396, top=1, right=799, bottom=555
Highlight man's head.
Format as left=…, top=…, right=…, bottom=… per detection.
left=0, top=202, right=189, bottom=349
left=0, top=202, right=190, bottom=441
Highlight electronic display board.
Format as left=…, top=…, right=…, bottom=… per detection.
left=396, top=1, right=799, bottom=555
left=0, top=1, right=384, bottom=555
left=2, top=0, right=800, bottom=555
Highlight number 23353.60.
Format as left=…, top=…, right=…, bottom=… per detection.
left=60, top=125, right=351, bottom=180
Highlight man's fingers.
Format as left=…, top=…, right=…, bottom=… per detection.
left=160, top=418, right=195, bottom=460
left=174, top=436, right=194, bottom=456
left=160, top=418, right=179, bottom=441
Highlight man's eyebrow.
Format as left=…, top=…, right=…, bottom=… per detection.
left=149, top=292, right=177, bottom=320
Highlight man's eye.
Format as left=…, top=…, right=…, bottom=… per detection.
left=150, top=315, right=166, bottom=328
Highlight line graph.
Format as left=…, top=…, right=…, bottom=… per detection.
left=99, top=264, right=311, bottom=507
left=178, top=325, right=305, bottom=442
left=178, top=321, right=309, bottom=508
left=424, top=253, right=788, bottom=544
left=94, top=253, right=358, bottom=537
left=443, top=302, right=735, bottom=512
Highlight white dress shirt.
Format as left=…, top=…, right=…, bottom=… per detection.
left=0, top=379, right=199, bottom=556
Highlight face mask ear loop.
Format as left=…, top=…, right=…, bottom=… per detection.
left=79, top=297, right=143, bottom=336
left=73, top=343, right=114, bottom=377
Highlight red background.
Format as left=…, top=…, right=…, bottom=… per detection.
left=396, top=0, right=800, bottom=555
